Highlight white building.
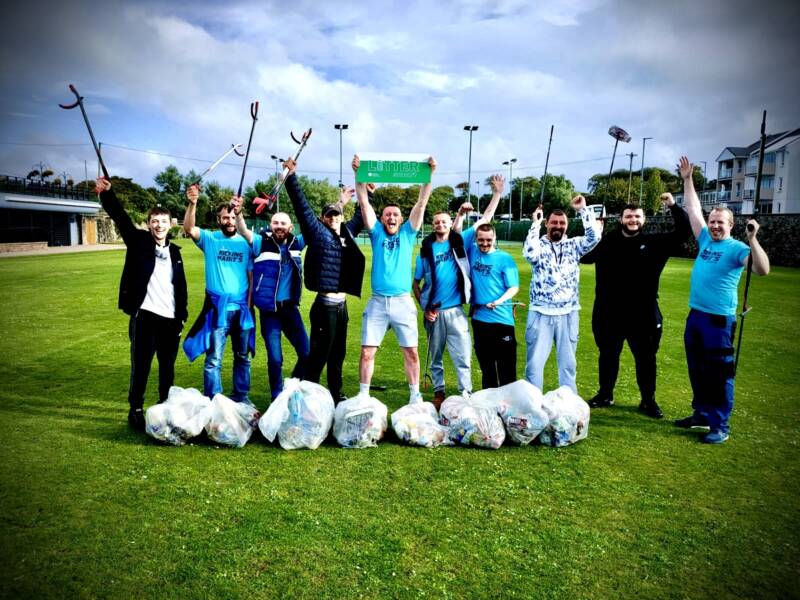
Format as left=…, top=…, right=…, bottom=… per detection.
left=716, top=127, right=800, bottom=214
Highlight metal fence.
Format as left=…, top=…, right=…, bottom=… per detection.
left=0, top=175, right=92, bottom=200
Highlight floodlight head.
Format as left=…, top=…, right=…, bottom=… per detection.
left=608, top=126, right=632, bottom=143
left=464, top=125, right=479, bottom=131
left=270, top=154, right=279, bottom=160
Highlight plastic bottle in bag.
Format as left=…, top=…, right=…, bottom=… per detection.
left=205, top=394, right=260, bottom=448
left=258, top=379, right=334, bottom=450
left=391, top=401, right=451, bottom=448
left=145, top=386, right=212, bottom=446
left=539, top=386, right=590, bottom=447
left=333, top=394, right=388, bottom=448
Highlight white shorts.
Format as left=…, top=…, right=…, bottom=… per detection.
left=361, top=294, right=419, bottom=348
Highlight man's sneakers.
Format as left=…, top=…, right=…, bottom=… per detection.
left=588, top=393, right=614, bottom=409
left=674, top=414, right=711, bottom=430
left=432, top=391, right=445, bottom=412
left=409, top=392, right=424, bottom=405
left=702, top=430, right=730, bottom=444
left=128, top=407, right=145, bottom=432
left=638, top=399, right=664, bottom=419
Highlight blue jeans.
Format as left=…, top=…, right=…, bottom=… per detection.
left=684, top=309, right=736, bottom=433
left=260, top=304, right=310, bottom=399
left=204, top=308, right=252, bottom=402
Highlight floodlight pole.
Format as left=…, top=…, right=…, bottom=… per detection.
left=639, top=137, right=652, bottom=206
left=700, top=160, right=708, bottom=205
left=334, top=124, right=349, bottom=189
left=464, top=125, right=478, bottom=204
left=502, top=158, right=517, bottom=238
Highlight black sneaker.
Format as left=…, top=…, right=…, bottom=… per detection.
left=638, top=401, right=664, bottom=419
left=128, top=407, right=145, bottom=432
left=674, top=414, right=710, bottom=430
left=588, top=393, right=614, bottom=408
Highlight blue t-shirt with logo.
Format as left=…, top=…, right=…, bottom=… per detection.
left=252, top=234, right=304, bottom=302
left=463, top=226, right=519, bottom=325
left=369, top=220, right=418, bottom=296
left=414, top=239, right=462, bottom=309
left=689, top=227, right=749, bottom=316
left=196, top=229, right=253, bottom=299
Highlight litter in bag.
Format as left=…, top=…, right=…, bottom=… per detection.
left=333, top=394, right=388, bottom=448
left=538, top=386, right=590, bottom=447
left=145, top=386, right=211, bottom=446
left=205, top=393, right=260, bottom=448
left=440, top=394, right=505, bottom=449
left=471, top=380, right=549, bottom=445
left=258, top=378, right=334, bottom=450
left=391, top=401, right=451, bottom=448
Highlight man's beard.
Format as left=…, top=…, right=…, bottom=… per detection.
left=220, top=225, right=236, bottom=238
left=621, top=223, right=641, bottom=236
left=549, top=229, right=564, bottom=242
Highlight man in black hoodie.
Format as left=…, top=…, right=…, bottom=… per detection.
left=97, top=177, right=188, bottom=431
left=581, top=193, right=691, bottom=418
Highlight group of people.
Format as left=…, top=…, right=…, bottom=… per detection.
left=97, top=153, right=769, bottom=445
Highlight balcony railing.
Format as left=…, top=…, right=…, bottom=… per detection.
left=717, top=190, right=731, bottom=201
left=0, top=175, right=93, bottom=200
left=718, top=168, right=733, bottom=179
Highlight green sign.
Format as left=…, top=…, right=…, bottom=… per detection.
left=356, top=152, right=431, bottom=184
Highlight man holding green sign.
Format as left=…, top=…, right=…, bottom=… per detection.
left=355, top=153, right=433, bottom=185
left=353, top=153, right=437, bottom=405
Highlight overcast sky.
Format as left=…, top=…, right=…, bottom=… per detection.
left=1, top=0, right=798, bottom=195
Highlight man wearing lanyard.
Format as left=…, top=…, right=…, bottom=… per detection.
left=183, top=185, right=255, bottom=403
left=522, top=195, right=601, bottom=392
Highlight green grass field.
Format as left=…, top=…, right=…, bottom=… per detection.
left=1, top=242, right=799, bottom=599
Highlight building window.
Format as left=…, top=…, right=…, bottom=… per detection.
left=761, top=176, right=774, bottom=189
left=765, top=152, right=776, bottom=164
left=737, top=160, right=743, bottom=173
left=778, top=176, right=783, bottom=191
left=760, top=202, right=772, bottom=214
left=780, top=151, right=785, bottom=167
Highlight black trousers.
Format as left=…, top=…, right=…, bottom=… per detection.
left=128, top=309, right=182, bottom=408
left=592, top=305, right=663, bottom=401
left=306, top=296, right=349, bottom=400
left=472, top=319, right=517, bottom=389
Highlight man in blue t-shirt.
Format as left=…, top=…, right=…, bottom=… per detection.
left=415, top=174, right=505, bottom=408
left=676, top=155, right=770, bottom=444
left=183, top=185, right=255, bottom=403
left=233, top=205, right=309, bottom=402
left=353, top=154, right=437, bottom=405
left=460, top=222, right=520, bottom=389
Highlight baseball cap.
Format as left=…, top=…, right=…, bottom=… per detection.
left=321, top=204, right=342, bottom=217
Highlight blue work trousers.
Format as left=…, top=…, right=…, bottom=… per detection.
left=259, top=304, right=310, bottom=400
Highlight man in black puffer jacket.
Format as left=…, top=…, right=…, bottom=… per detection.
left=283, top=157, right=366, bottom=403
left=97, top=177, right=188, bottom=431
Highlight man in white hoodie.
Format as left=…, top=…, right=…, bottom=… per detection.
left=522, top=195, right=601, bottom=392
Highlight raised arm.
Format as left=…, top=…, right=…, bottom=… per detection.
left=679, top=156, right=705, bottom=239
left=408, top=156, right=437, bottom=231
left=477, top=174, right=504, bottom=225
left=183, top=184, right=202, bottom=241
left=452, top=202, right=473, bottom=233
left=96, top=177, right=136, bottom=244
left=662, top=192, right=692, bottom=241
left=571, top=194, right=601, bottom=256
left=745, top=220, right=770, bottom=276
left=232, top=196, right=253, bottom=244
left=283, top=158, right=326, bottom=240
left=353, top=155, right=377, bottom=231
left=522, top=205, right=544, bottom=264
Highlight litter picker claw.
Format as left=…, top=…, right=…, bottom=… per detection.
left=59, top=84, right=109, bottom=179
left=253, top=128, right=313, bottom=215
left=236, top=102, right=259, bottom=198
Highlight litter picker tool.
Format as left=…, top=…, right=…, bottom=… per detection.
left=603, top=125, right=631, bottom=207
left=734, top=110, right=766, bottom=374
left=538, top=125, right=554, bottom=208
left=236, top=102, right=259, bottom=199
left=253, top=128, right=313, bottom=215
left=190, top=144, right=243, bottom=187
left=59, top=84, right=109, bottom=179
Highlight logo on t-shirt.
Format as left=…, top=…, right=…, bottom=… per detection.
left=434, top=252, right=452, bottom=266
left=383, top=238, right=401, bottom=251
left=218, top=249, right=245, bottom=263
left=473, top=262, right=492, bottom=275
left=699, top=247, right=722, bottom=264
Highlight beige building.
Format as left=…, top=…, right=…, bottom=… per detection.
left=716, top=127, right=800, bottom=214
